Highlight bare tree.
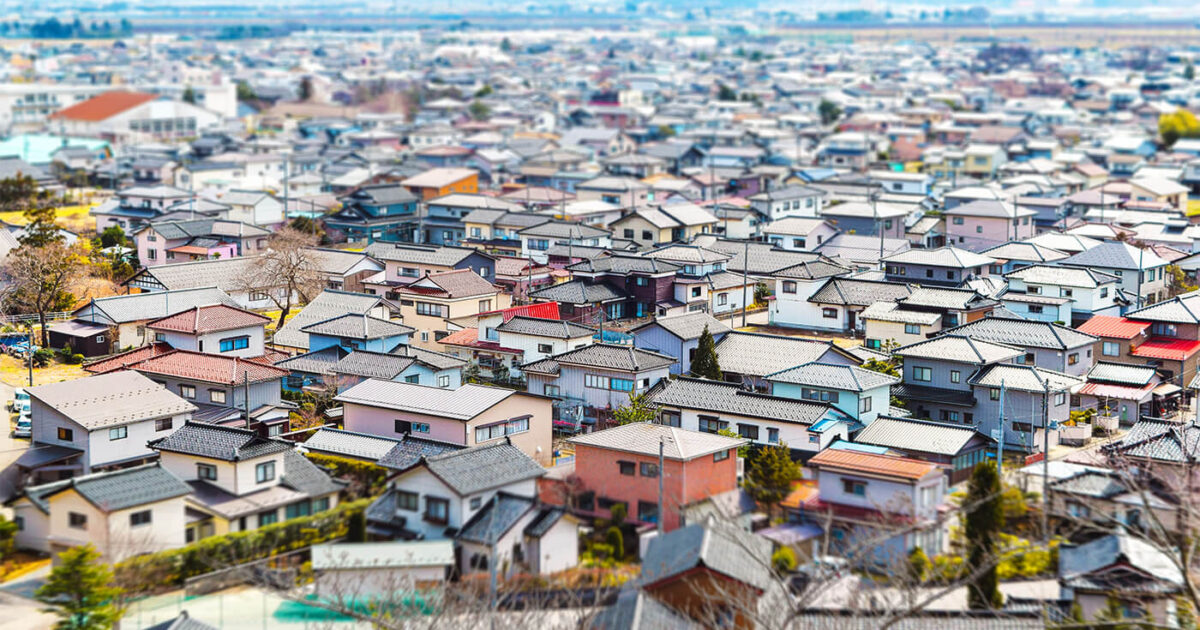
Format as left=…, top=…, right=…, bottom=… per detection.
left=236, top=228, right=324, bottom=328
left=2, top=241, right=81, bottom=346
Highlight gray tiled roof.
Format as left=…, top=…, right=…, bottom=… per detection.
left=774, top=259, right=853, bottom=280
left=855, top=416, right=986, bottom=455
left=536, top=343, right=676, bottom=373
left=892, top=383, right=977, bottom=407
left=301, top=428, right=401, bottom=461
left=1003, top=264, right=1118, bottom=288
left=135, top=256, right=263, bottom=292
left=518, top=220, right=609, bottom=239
left=27, top=371, right=197, bottom=430
left=496, top=316, right=596, bottom=339
left=280, top=450, right=345, bottom=497
left=363, top=243, right=481, bottom=266
left=456, top=492, right=536, bottom=545
left=641, top=520, right=780, bottom=609
left=1087, top=361, right=1157, bottom=386
left=895, top=335, right=1023, bottom=364
left=585, top=588, right=700, bottom=630
left=1059, top=532, right=1182, bottom=587
left=707, top=240, right=826, bottom=275
left=714, top=331, right=852, bottom=377
left=1049, top=470, right=1129, bottom=499
left=336, top=380, right=516, bottom=420
left=647, top=377, right=834, bottom=425
left=377, top=436, right=465, bottom=470
left=528, top=280, right=626, bottom=305
left=143, top=611, right=218, bottom=630
left=980, top=241, right=1068, bottom=263
left=1061, top=241, right=1168, bottom=271
left=77, top=287, right=237, bottom=324
left=300, top=313, right=415, bottom=340
left=632, top=311, right=730, bottom=341
left=859, top=301, right=942, bottom=325
left=23, top=462, right=190, bottom=514
left=881, top=246, right=995, bottom=269
left=567, top=255, right=679, bottom=275
left=967, top=363, right=1081, bottom=393
left=765, top=362, right=900, bottom=391
left=809, top=278, right=912, bottom=306
left=330, top=350, right=418, bottom=379
left=272, top=289, right=384, bottom=350
left=939, top=316, right=1097, bottom=350
left=148, top=422, right=292, bottom=462
left=273, top=346, right=349, bottom=375
left=420, top=441, right=546, bottom=494
left=899, top=286, right=995, bottom=310
left=1125, top=292, right=1200, bottom=324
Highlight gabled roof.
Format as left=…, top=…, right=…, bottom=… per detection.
left=629, top=311, right=730, bottom=341
left=1076, top=315, right=1150, bottom=339
left=766, top=362, right=900, bottom=391
left=1059, top=532, right=1182, bottom=592
left=641, top=519, right=777, bottom=593
left=714, top=331, right=859, bottom=378
left=899, top=286, right=995, bottom=311
left=807, top=448, right=939, bottom=481
left=894, top=335, right=1023, bottom=365
left=1061, top=242, right=1168, bottom=270
left=523, top=344, right=676, bottom=375
left=967, top=363, right=1082, bottom=393
left=410, top=440, right=545, bottom=495
left=272, top=289, right=383, bottom=350
left=394, top=269, right=498, bottom=299
left=1087, top=361, right=1158, bottom=386
left=859, top=301, right=942, bottom=325
left=300, top=313, right=415, bottom=340
left=147, top=304, right=269, bottom=334
left=1125, top=292, right=1200, bottom=324
left=1004, top=264, right=1118, bottom=288
left=647, top=377, right=839, bottom=426
left=981, top=241, right=1068, bottom=263
left=939, top=316, right=1098, bottom=350
left=569, top=422, right=745, bottom=460
left=527, top=279, right=626, bottom=305
left=125, top=349, right=290, bottom=385
left=336, top=380, right=519, bottom=420
left=455, top=491, right=538, bottom=545
left=18, top=462, right=189, bottom=514
left=148, top=422, right=292, bottom=462
left=330, top=350, right=420, bottom=380
left=363, top=243, right=484, bottom=266
left=496, top=315, right=596, bottom=339
left=301, top=427, right=402, bottom=461
left=566, top=255, right=679, bottom=275
left=50, top=91, right=158, bottom=121
left=881, top=246, right=995, bottom=269
left=27, top=370, right=196, bottom=430
left=76, top=287, right=238, bottom=324
left=854, top=415, right=989, bottom=455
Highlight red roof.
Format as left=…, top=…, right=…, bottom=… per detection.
left=479, top=301, right=560, bottom=323
left=84, top=342, right=174, bottom=374
left=50, top=91, right=158, bottom=122
left=1076, top=315, right=1150, bottom=340
left=438, top=327, right=523, bottom=355
left=1130, top=337, right=1200, bottom=361
left=147, top=304, right=270, bottom=335
left=1077, top=381, right=1156, bottom=401
left=128, top=350, right=290, bottom=385
left=807, top=448, right=938, bottom=481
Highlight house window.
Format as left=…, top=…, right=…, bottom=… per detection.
left=285, top=501, right=312, bottom=520
left=859, top=397, right=872, bottom=414
left=537, top=343, right=553, bottom=354
left=470, top=497, right=482, bottom=510
left=690, top=286, right=702, bottom=298
left=793, top=238, right=806, bottom=248
left=698, top=416, right=727, bottom=433
left=912, top=366, right=932, bottom=382
left=618, top=461, right=635, bottom=476
left=57, top=427, right=73, bottom=442
left=1101, top=287, right=1109, bottom=298
left=1103, top=342, right=1120, bottom=356
left=255, top=461, right=275, bottom=483
left=781, top=281, right=797, bottom=294
left=1068, top=353, right=1079, bottom=365
left=416, top=302, right=444, bottom=317
left=718, top=293, right=728, bottom=306
left=1028, top=305, right=1044, bottom=314
left=904, top=323, right=920, bottom=334
left=1152, top=322, right=1177, bottom=337
left=990, top=265, right=1003, bottom=274
left=641, top=230, right=652, bottom=241
left=638, top=500, right=659, bottom=524
left=941, top=410, right=960, bottom=422
left=1013, top=422, right=1033, bottom=433
left=767, top=428, right=779, bottom=444
left=610, top=378, right=634, bottom=392
left=179, top=385, right=196, bottom=399
left=130, top=510, right=152, bottom=527
left=809, top=433, right=820, bottom=444
left=438, top=374, right=451, bottom=388
left=1055, top=392, right=1067, bottom=406
left=623, top=229, right=634, bottom=238
left=412, top=422, right=430, bottom=433
left=640, top=462, right=659, bottom=477
left=258, top=511, right=278, bottom=527
left=404, top=375, right=420, bottom=384
left=822, top=308, right=838, bottom=319
left=952, top=217, right=964, bottom=225
left=69, top=512, right=87, bottom=529
left=584, top=374, right=611, bottom=389
left=249, top=291, right=270, bottom=301
left=109, top=426, right=127, bottom=441
left=1065, top=500, right=1091, bottom=518
left=219, top=336, right=250, bottom=352
left=395, top=420, right=412, bottom=434
left=197, top=463, right=217, bottom=481
left=155, top=332, right=167, bottom=342
left=950, top=370, right=960, bottom=383
left=713, top=449, right=729, bottom=462
left=990, top=388, right=1001, bottom=401
left=396, top=491, right=419, bottom=511
left=544, top=384, right=560, bottom=397
left=401, top=267, right=419, bottom=277
left=478, top=300, right=492, bottom=312
left=842, top=479, right=867, bottom=496
left=209, top=389, right=226, bottom=404
left=737, top=423, right=759, bottom=440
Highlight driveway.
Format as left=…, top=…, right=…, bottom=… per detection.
left=0, top=563, right=54, bottom=630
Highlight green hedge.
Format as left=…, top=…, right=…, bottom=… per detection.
left=304, top=452, right=390, bottom=499
left=113, top=498, right=370, bottom=595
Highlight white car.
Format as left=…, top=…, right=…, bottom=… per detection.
left=10, top=388, right=29, bottom=415
left=12, top=417, right=30, bottom=439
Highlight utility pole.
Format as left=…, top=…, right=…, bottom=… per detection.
left=26, top=323, right=33, bottom=387
left=740, top=238, right=749, bottom=328
left=873, top=187, right=884, bottom=263
left=487, top=492, right=499, bottom=621
left=243, top=370, right=250, bottom=429
left=1042, top=387, right=1052, bottom=544
left=996, top=379, right=1005, bottom=477
left=657, top=436, right=665, bottom=536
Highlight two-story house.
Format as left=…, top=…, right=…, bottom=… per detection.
left=328, top=184, right=421, bottom=244
left=1107, top=293, right=1200, bottom=384
left=860, top=286, right=997, bottom=350
left=328, top=348, right=466, bottom=392
left=967, top=362, right=1081, bottom=452
left=91, top=185, right=194, bottom=232
left=134, top=219, right=271, bottom=267
left=401, top=167, right=479, bottom=202
left=881, top=246, right=995, bottom=287
left=607, top=204, right=718, bottom=249
left=644, top=244, right=754, bottom=316
left=766, top=362, right=900, bottom=425
left=630, top=311, right=731, bottom=376
left=362, top=243, right=497, bottom=293
left=564, top=423, right=746, bottom=531
left=761, top=217, right=839, bottom=251
left=301, top=313, right=415, bottom=353
left=7, top=463, right=191, bottom=562
left=943, top=200, right=1036, bottom=251
left=713, top=331, right=862, bottom=392
left=853, top=415, right=994, bottom=484
left=553, top=255, right=680, bottom=321
left=979, top=242, right=1069, bottom=275
left=818, top=201, right=910, bottom=240
left=647, top=376, right=860, bottom=460
left=522, top=344, right=676, bottom=430
left=422, top=194, right=522, bottom=246
left=748, top=185, right=826, bottom=221
left=1003, top=265, right=1123, bottom=325
left=806, top=278, right=913, bottom=336
left=518, top=221, right=612, bottom=264
left=893, top=334, right=1023, bottom=425
left=1076, top=362, right=1166, bottom=425
left=149, top=423, right=342, bottom=539
left=573, top=175, right=650, bottom=207
left=461, top=210, right=551, bottom=248
left=938, top=316, right=1099, bottom=377
left=144, top=304, right=271, bottom=358
left=337, top=379, right=553, bottom=465
left=26, top=371, right=196, bottom=481
left=1060, top=242, right=1169, bottom=308
left=767, top=258, right=856, bottom=330
left=390, top=270, right=510, bottom=350
left=55, top=287, right=237, bottom=357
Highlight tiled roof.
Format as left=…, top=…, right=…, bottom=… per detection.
left=22, top=462, right=189, bottom=514
left=808, top=448, right=939, bottom=481
left=84, top=342, right=176, bottom=374
left=980, top=241, right=1068, bottom=263
left=273, top=346, right=348, bottom=375
left=899, top=286, right=994, bottom=310
left=280, top=450, right=345, bottom=497
left=300, top=313, right=415, bottom=340
left=569, top=421, right=746, bottom=459
left=1061, top=242, right=1168, bottom=270
left=147, top=304, right=269, bottom=334
left=77, top=287, right=237, bottom=324
left=891, top=383, right=977, bottom=407
left=939, top=317, right=1097, bottom=350
left=336, top=380, right=516, bottom=420
left=127, top=349, right=290, bottom=385
left=271, top=289, right=383, bottom=350
left=566, top=255, right=678, bottom=275
left=1130, top=337, right=1200, bottom=361
left=456, top=492, right=537, bottom=545
left=1126, top=293, right=1200, bottom=324
left=545, top=343, right=676, bottom=372
left=496, top=316, right=596, bottom=339
left=389, top=344, right=469, bottom=371
left=363, top=243, right=480, bottom=266
left=528, top=279, right=627, bottom=305
left=377, top=435, right=465, bottom=470
left=714, top=331, right=853, bottom=377
left=1087, top=361, right=1157, bottom=386
left=881, top=246, right=995, bottom=269
left=51, top=91, right=158, bottom=121
left=396, top=269, right=498, bottom=299
left=774, top=259, right=853, bottom=280
left=1076, top=315, right=1150, bottom=339
left=1004, top=264, right=1117, bottom=289
left=27, top=370, right=196, bottom=430
left=647, top=377, right=835, bottom=425
left=419, top=441, right=546, bottom=494
left=766, top=362, right=899, bottom=391
left=859, top=302, right=941, bottom=325
left=896, top=334, right=1023, bottom=364
left=330, top=351, right=418, bottom=379
left=301, top=428, right=401, bottom=461
left=640, top=520, right=780, bottom=604
left=855, top=416, right=986, bottom=455
left=630, top=311, right=730, bottom=340
left=967, top=364, right=1081, bottom=393
left=150, top=422, right=292, bottom=461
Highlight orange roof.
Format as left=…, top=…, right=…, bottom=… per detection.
left=808, top=448, right=938, bottom=481
left=1077, top=315, right=1150, bottom=340
left=51, top=91, right=158, bottom=122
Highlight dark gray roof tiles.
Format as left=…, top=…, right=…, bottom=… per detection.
left=939, top=316, right=1098, bottom=350
left=541, top=343, right=677, bottom=373
left=388, top=344, right=469, bottom=371
left=301, top=428, right=401, bottom=460
left=330, top=351, right=418, bottom=379
left=528, top=280, right=627, bottom=305
left=714, top=331, right=854, bottom=377
left=895, top=334, right=1023, bottom=364
left=1061, top=241, right=1168, bottom=271
left=584, top=588, right=700, bottom=630
left=300, top=313, right=415, bottom=340
left=363, top=243, right=483, bottom=266
left=854, top=416, right=986, bottom=455
left=808, top=278, right=912, bottom=306
left=648, top=377, right=834, bottom=425
left=631, top=311, right=730, bottom=340
left=419, top=441, right=546, bottom=495
left=377, top=436, right=465, bottom=470
left=765, top=362, right=900, bottom=391
left=455, top=492, right=536, bottom=545
left=269, top=289, right=384, bottom=350
left=273, top=346, right=349, bottom=375
left=280, top=450, right=345, bottom=497
left=496, top=316, right=596, bottom=339
left=23, top=463, right=190, bottom=514
left=567, top=255, right=679, bottom=275
left=148, top=422, right=292, bottom=462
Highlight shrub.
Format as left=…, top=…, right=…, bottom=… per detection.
left=772, top=546, right=797, bottom=574
left=609, top=503, right=626, bottom=527
left=32, top=349, right=52, bottom=367
left=303, top=452, right=389, bottom=499
left=908, top=546, right=931, bottom=583
left=66, top=353, right=84, bottom=365
left=605, top=526, right=624, bottom=560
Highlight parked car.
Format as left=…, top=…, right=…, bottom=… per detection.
left=12, top=417, right=30, bottom=439
left=10, top=387, right=28, bottom=413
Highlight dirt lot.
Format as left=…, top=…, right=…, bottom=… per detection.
left=0, top=355, right=87, bottom=388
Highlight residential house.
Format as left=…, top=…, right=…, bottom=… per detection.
left=301, top=313, right=415, bottom=353
left=144, top=304, right=270, bottom=358
left=390, top=269, right=510, bottom=350
left=25, top=371, right=196, bottom=481
left=979, top=241, right=1069, bottom=275
left=363, top=243, right=497, bottom=294
left=519, top=221, right=612, bottom=265
left=767, top=258, right=855, bottom=331
left=1102, top=293, right=1200, bottom=385
left=853, top=416, right=994, bottom=484
left=90, top=185, right=194, bottom=232
left=647, top=376, right=858, bottom=460
left=337, top=379, right=553, bottom=464
left=311, top=540, right=455, bottom=599
left=271, top=289, right=389, bottom=352
left=213, top=190, right=285, bottom=227
left=62, top=288, right=238, bottom=355
left=815, top=132, right=872, bottom=170
left=1058, top=532, right=1182, bottom=626
left=422, top=194, right=522, bottom=246
left=939, top=316, right=1099, bottom=376
left=436, top=302, right=570, bottom=380
left=860, top=286, right=996, bottom=350
left=892, top=335, right=1022, bottom=426
left=761, top=218, right=838, bottom=251
left=522, top=344, right=675, bottom=429
left=1076, top=362, right=1166, bottom=426
left=607, top=204, right=718, bottom=249
left=766, top=362, right=901, bottom=425
left=630, top=311, right=731, bottom=375
left=328, top=184, right=421, bottom=244
left=401, top=167, right=479, bottom=201
left=943, top=200, right=1036, bottom=251
left=805, top=278, right=912, bottom=335
left=574, top=176, right=650, bottom=207
left=644, top=244, right=754, bottom=316
left=462, top=210, right=552, bottom=252
left=713, top=331, right=861, bottom=392
left=149, top=423, right=342, bottom=538
left=564, top=423, right=745, bottom=532
left=881, top=246, right=995, bottom=287
left=123, top=256, right=294, bottom=310
left=8, top=463, right=190, bottom=562
left=50, top=90, right=220, bottom=143
left=537, top=255, right=679, bottom=322
left=134, top=219, right=271, bottom=267
left=453, top=494, right=579, bottom=578
left=967, top=363, right=1080, bottom=452
left=1060, top=242, right=1169, bottom=308
left=304, top=248, right=385, bottom=293
left=747, top=185, right=826, bottom=221
left=819, top=201, right=909, bottom=240
left=1003, top=265, right=1123, bottom=326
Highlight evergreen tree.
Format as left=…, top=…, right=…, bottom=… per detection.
left=744, top=443, right=800, bottom=518
left=181, top=85, right=196, bottom=104
left=965, top=461, right=1004, bottom=610
left=1187, top=62, right=1196, bottom=81
left=35, top=544, right=124, bottom=630
left=613, top=392, right=656, bottom=425
left=19, top=204, right=63, bottom=247
left=298, top=76, right=314, bottom=102
left=819, top=99, right=843, bottom=125
left=690, top=324, right=722, bottom=379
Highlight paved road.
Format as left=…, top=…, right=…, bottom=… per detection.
left=0, top=564, right=54, bottom=630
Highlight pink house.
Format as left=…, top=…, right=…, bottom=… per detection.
left=944, top=200, right=1036, bottom=251
left=335, top=379, right=553, bottom=465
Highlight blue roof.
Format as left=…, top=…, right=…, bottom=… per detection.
left=0, top=134, right=110, bottom=165
left=792, top=167, right=839, bottom=182
left=827, top=439, right=891, bottom=455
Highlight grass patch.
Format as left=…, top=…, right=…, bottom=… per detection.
left=0, top=354, right=88, bottom=388
left=0, top=204, right=95, bottom=234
